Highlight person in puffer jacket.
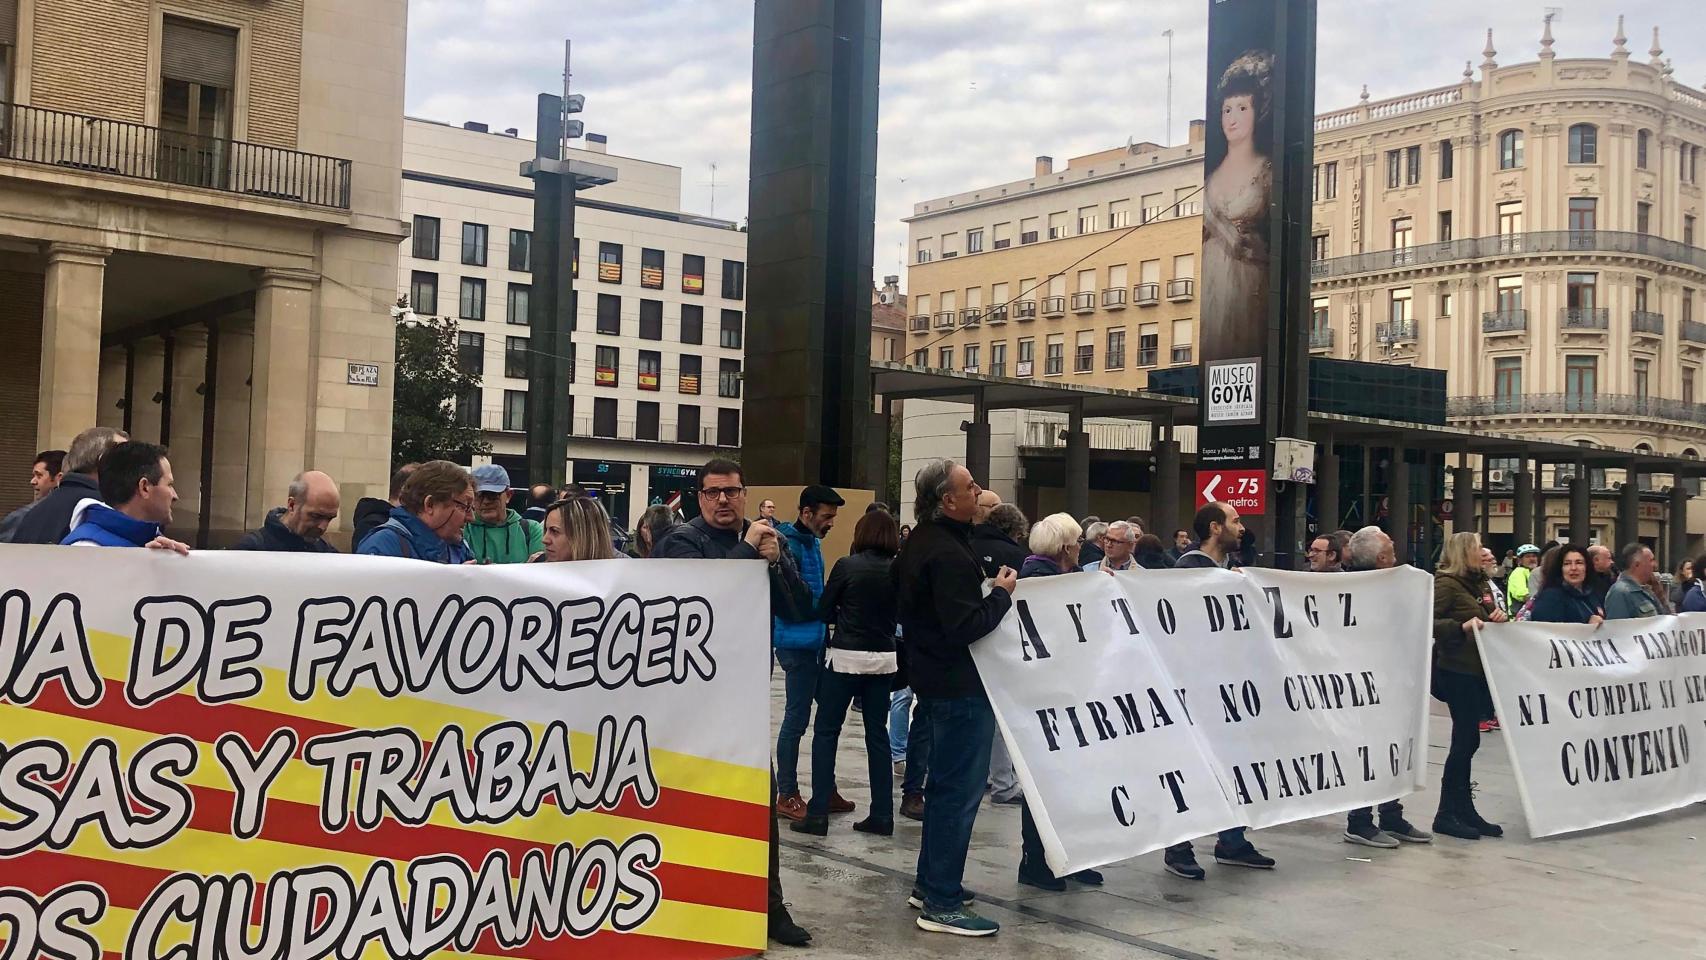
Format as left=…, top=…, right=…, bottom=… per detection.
left=61, top=441, right=189, bottom=554
left=771, top=484, right=845, bottom=822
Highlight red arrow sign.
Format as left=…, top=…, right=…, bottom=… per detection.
left=1196, top=469, right=1267, bottom=515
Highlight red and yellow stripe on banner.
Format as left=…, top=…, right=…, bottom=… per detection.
left=1, top=627, right=769, bottom=958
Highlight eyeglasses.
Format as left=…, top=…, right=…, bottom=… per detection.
left=699, top=486, right=746, bottom=501
left=449, top=498, right=474, bottom=515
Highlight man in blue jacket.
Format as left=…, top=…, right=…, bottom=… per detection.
left=62, top=441, right=189, bottom=553
left=772, top=484, right=844, bottom=822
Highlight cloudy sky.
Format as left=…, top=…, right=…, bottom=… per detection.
left=407, top=1, right=1693, bottom=289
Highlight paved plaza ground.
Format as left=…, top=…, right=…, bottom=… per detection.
left=768, top=677, right=1706, bottom=959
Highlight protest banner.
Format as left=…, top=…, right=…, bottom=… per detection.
left=1479, top=615, right=1706, bottom=837
left=973, top=566, right=1434, bottom=875
left=0, top=546, right=770, bottom=960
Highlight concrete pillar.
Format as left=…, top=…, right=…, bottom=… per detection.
left=247, top=270, right=317, bottom=528
left=1317, top=434, right=1340, bottom=533
left=36, top=243, right=110, bottom=451
left=1513, top=470, right=1534, bottom=547
left=1568, top=471, right=1592, bottom=544
left=963, top=392, right=991, bottom=487
left=128, top=338, right=167, bottom=444
left=1153, top=437, right=1181, bottom=542
left=1453, top=464, right=1475, bottom=535
left=1670, top=485, right=1691, bottom=568
left=209, top=323, right=253, bottom=541
left=97, top=347, right=127, bottom=430
left=168, top=328, right=208, bottom=535
left=1387, top=447, right=1410, bottom=564
left=1618, top=464, right=1641, bottom=549
left=1533, top=460, right=1549, bottom=545
left=1065, top=403, right=1089, bottom=521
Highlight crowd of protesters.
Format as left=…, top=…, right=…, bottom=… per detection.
left=7, top=429, right=1701, bottom=944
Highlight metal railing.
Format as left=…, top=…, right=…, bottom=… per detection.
left=1102, top=287, right=1128, bottom=307
left=1015, top=300, right=1037, bottom=320
left=1134, top=283, right=1161, bottom=304
left=1448, top=393, right=1706, bottom=426
left=909, top=315, right=929, bottom=332
left=1377, top=320, right=1417, bottom=343
left=1482, top=309, right=1528, bottom=333
left=1167, top=278, right=1196, bottom=300
left=1311, top=229, right=1706, bottom=281
left=1560, top=307, right=1609, bottom=330
left=1042, top=296, right=1067, bottom=316
left=2, top=102, right=352, bottom=209
left=960, top=309, right=982, bottom=327
left=1631, top=310, right=1665, bottom=336
left=934, top=311, right=956, bottom=329
left=1685, top=320, right=1706, bottom=345
left=986, top=306, right=1008, bottom=324
left=1071, top=292, right=1097, bottom=311
left=1309, top=326, right=1335, bottom=349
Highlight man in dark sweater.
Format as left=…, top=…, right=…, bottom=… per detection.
left=12, top=426, right=126, bottom=545
left=1164, top=503, right=1278, bottom=880
left=653, top=458, right=814, bottom=949
left=231, top=471, right=341, bottom=553
left=895, top=459, right=1016, bottom=937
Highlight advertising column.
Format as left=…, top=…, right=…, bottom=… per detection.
left=1198, top=0, right=1316, bottom=565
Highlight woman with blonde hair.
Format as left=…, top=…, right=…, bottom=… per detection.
left=1430, top=531, right=1507, bottom=840
left=532, top=495, right=617, bottom=562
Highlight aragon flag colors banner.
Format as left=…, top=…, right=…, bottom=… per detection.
left=0, top=546, right=771, bottom=959
left=1478, top=615, right=1706, bottom=837
left=972, top=566, right=1434, bottom=877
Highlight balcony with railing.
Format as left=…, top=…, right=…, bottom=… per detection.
left=909, top=315, right=929, bottom=333
left=1311, top=230, right=1706, bottom=281
left=1376, top=320, right=1416, bottom=344
left=1631, top=310, right=1665, bottom=337
left=1309, top=326, right=1335, bottom=351
left=1166, top=278, right=1196, bottom=301
left=1102, top=287, right=1128, bottom=309
left=1559, top=307, right=1609, bottom=331
left=1015, top=300, right=1038, bottom=321
left=1448, top=393, right=1706, bottom=426
left=2, top=102, right=352, bottom=209
left=1482, top=309, right=1528, bottom=334
left=1071, top=292, right=1097, bottom=312
left=1684, top=320, right=1706, bottom=345
left=986, top=305, right=1009, bottom=325
left=1042, top=296, right=1067, bottom=317
left=934, top=311, right=956, bottom=329
left=960, top=308, right=982, bottom=328
left=1134, top=283, right=1160, bottom=305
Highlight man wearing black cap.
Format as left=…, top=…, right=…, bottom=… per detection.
left=773, top=484, right=846, bottom=822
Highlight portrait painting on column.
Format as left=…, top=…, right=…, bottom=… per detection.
left=1200, top=0, right=1278, bottom=363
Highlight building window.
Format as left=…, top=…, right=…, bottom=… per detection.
left=1438, top=139, right=1453, bottom=180
left=1440, top=292, right=1453, bottom=317
left=456, top=331, right=484, bottom=375
left=454, top=387, right=480, bottom=427
left=503, top=390, right=526, bottom=432
left=459, top=278, right=486, bottom=321
left=1565, top=356, right=1597, bottom=408
left=994, top=222, right=1014, bottom=248
left=682, top=254, right=705, bottom=293
left=1020, top=217, right=1039, bottom=244
left=718, top=408, right=740, bottom=448
left=1017, top=338, right=1035, bottom=377
left=964, top=344, right=980, bottom=373
left=677, top=404, right=701, bottom=444
left=1311, top=298, right=1329, bottom=333
left=1637, top=129, right=1651, bottom=169
left=938, top=346, right=953, bottom=370
left=1106, top=328, right=1126, bottom=369
left=1497, top=201, right=1524, bottom=240
left=1391, top=218, right=1413, bottom=263
left=1311, top=234, right=1329, bottom=260
left=506, top=284, right=530, bottom=326
left=1389, top=288, right=1412, bottom=328
left=1498, top=129, right=1524, bottom=169
left=159, top=16, right=237, bottom=189
left=1078, top=206, right=1098, bottom=235
left=718, top=359, right=741, bottom=398
left=720, top=310, right=743, bottom=349
left=508, top=230, right=532, bottom=272
left=967, top=229, right=984, bottom=254
left=1687, top=215, right=1697, bottom=248
left=1044, top=337, right=1064, bottom=375
left=1385, top=150, right=1401, bottom=189
left=989, top=342, right=1007, bottom=376
left=1685, top=288, right=1695, bottom=325
left=596, top=294, right=620, bottom=335
left=916, top=240, right=932, bottom=264
left=504, top=336, right=528, bottom=379
left=912, top=348, right=927, bottom=366
left=1568, top=197, right=1597, bottom=232
left=1438, top=211, right=1453, bottom=242
left=1635, top=277, right=1650, bottom=312
left=636, top=401, right=660, bottom=442
left=681, top=304, right=703, bottom=344
left=570, top=238, right=579, bottom=278
left=638, top=350, right=661, bottom=391
left=1634, top=358, right=1650, bottom=400
left=640, top=248, right=665, bottom=289
left=1312, top=164, right=1322, bottom=201
left=598, top=242, right=623, bottom=283
left=461, top=223, right=488, bottom=266
left=1074, top=332, right=1093, bottom=373
left=639, top=300, right=663, bottom=340
left=412, top=216, right=440, bottom=260
left=1686, top=367, right=1697, bottom=406
left=1323, top=161, right=1337, bottom=199
left=722, top=260, right=745, bottom=300
left=1048, top=212, right=1067, bottom=240
left=679, top=354, right=701, bottom=395
left=595, top=346, right=618, bottom=387
left=1496, top=276, right=1523, bottom=313
left=1405, top=145, right=1421, bottom=185
left=1567, top=124, right=1598, bottom=164
left=1637, top=202, right=1652, bottom=235
left=940, top=233, right=958, bottom=258
left=593, top=397, right=617, bottom=438
left=1109, top=201, right=1131, bottom=228
left=1137, top=325, right=1159, bottom=367
left=1493, top=357, right=1522, bottom=411
left=410, top=271, right=439, bottom=315
left=1171, top=319, right=1193, bottom=364
left=1566, top=272, right=1597, bottom=309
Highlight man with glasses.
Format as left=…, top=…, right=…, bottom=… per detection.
left=1305, top=530, right=1348, bottom=572
left=655, top=458, right=815, bottom=948
left=231, top=471, right=342, bottom=553
left=1084, top=520, right=1137, bottom=572
left=463, top=464, right=545, bottom=564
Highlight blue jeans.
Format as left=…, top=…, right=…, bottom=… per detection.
left=902, top=695, right=934, bottom=796
left=889, top=688, right=912, bottom=761
left=808, top=669, right=893, bottom=821
left=914, top=694, right=996, bottom=914
left=774, top=647, right=823, bottom=797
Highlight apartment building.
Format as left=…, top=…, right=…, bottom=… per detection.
left=400, top=118, right=746, bottom=528
left=0, top=0, right=407, bottom=543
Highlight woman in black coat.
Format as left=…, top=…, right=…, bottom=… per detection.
left=792, top=509, right=902, bottom=837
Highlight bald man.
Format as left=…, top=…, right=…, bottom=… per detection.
left=973, top=489, right=1000, bottom=526
left=231, top=471, right=341, bottom=553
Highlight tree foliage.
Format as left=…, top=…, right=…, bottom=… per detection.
left=390, top=298, right=490, bottom=469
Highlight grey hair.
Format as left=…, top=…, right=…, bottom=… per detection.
left=1105, top=520, right=1133, bottom=540
left=1084, top=521, right=1109, bottom=542
left=1343, top=525, right=1390, bottom=571
left=287, top=473, right=311, bottom=503
left=913, top=458, right=958, bottom=522
left=1029, top=512, right=1084, bottom=559
left=989, top=503, right=1028, bottom=541
left=64, top=426, right=127, bottom=474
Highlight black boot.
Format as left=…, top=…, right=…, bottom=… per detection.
left=789, top=814, right=829, bottom=836
left=1017, top=856, right=1066, bottom=891
left=1432, top=787, right=1480, bottom=840
left=1462, top=783, right=1503, bottom=838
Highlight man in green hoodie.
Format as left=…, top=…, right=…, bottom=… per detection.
left=465, top=464, right=543, bottom=563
